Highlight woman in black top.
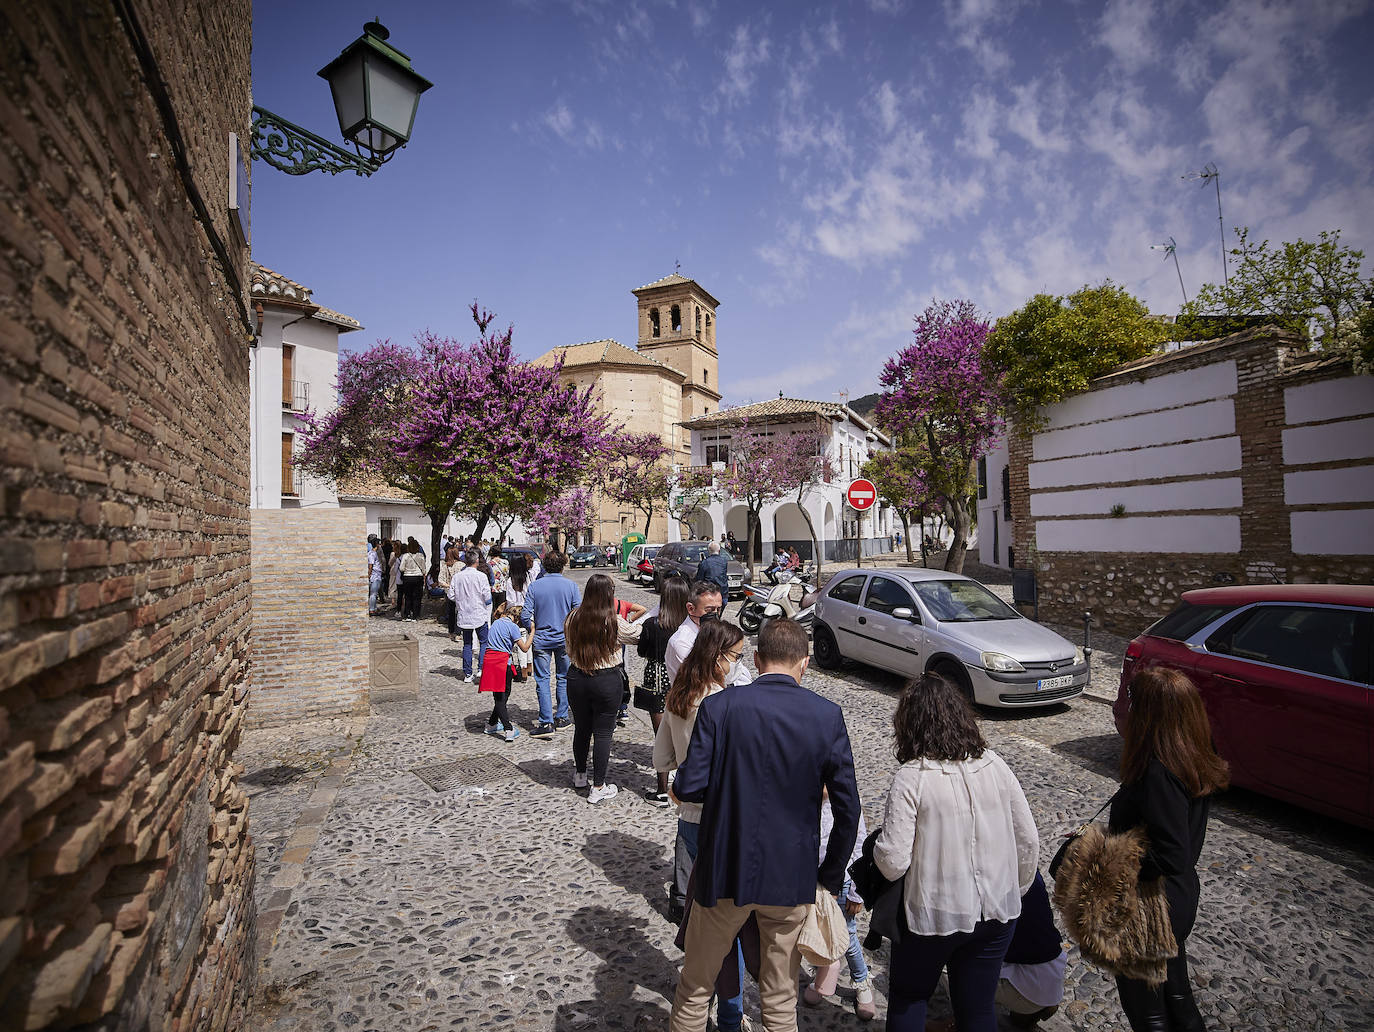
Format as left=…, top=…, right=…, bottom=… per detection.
left=1109, top=667, right=1229, bottom=1032
left=635, top=575, right=688, bottom=805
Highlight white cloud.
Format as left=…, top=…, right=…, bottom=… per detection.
left=942, top=0, right=1022, bottom=74
left=1006, top=78, right=1071, bottom=153
left=718, top=23, right=772, bottom=107
left=539, top=101, right=611, bottom=150
left=1098, top=0, right=1160, bottom=73
left=957, top=91, right=1000, bottom=160
left=872, top=82, right=900, bottom=135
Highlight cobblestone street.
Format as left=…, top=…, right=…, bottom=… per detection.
left=240, top=567, right=1374, bottom=1032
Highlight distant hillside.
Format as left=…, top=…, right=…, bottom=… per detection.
left=849, top=392, right=881, bottom=418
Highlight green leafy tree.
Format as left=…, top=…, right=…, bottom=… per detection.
left=861, top=437, right=938, bottom=565
left=986, top=282, right=1169, bottom=431
left=1181, top=228, right=1371, bottom=346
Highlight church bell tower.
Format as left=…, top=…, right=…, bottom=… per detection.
left=632, top=273, right=722, bottom=457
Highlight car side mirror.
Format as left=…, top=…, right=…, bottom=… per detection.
left=892, top=607, right=921, bottom=623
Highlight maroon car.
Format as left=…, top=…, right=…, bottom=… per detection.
left=1114, top=584, right=1374, bottom=829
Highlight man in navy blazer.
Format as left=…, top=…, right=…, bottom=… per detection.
left=669, top=618, right=860, bottom=1032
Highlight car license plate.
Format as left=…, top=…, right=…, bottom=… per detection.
left=1037, top=674, right=1073, bottom=691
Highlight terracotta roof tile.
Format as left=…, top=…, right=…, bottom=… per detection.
left=336, top=475, right=418, bottom=503
left=250, top=260, right=363, bottom=329
left=534, top=339, right=685, bottom=380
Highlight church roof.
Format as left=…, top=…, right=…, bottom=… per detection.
left=632, top=272, right=721, bottom=308
left=682, top=396, right=890, bottom=443
left=534, top=339, right=686, bottom=381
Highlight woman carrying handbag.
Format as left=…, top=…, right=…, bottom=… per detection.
left=635, top=576, right=688, bottom=805
left=1103, top=667, right=1228, bottom=1032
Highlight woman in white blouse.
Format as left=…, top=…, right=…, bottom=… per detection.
left=873, top=672, right=1039, bottom=1032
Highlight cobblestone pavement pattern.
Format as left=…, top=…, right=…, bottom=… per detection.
left=239, top=561, right=1374, bottom=1031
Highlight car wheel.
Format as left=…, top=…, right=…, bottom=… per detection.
left=932, top=659, right=974, bottom=702
left=813, top=624, right=842, bottom=670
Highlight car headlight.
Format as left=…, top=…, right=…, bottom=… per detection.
left=981, top=652, right=1025, bottom=673
left=1074, top=646, right=1085, bottom=665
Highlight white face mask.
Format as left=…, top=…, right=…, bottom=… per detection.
left=726, top=659, right=743, bottom=683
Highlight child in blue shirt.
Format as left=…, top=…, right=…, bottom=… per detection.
left=480, top=603, right=534, bottom=742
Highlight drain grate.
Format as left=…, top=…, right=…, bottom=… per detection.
left=411, top=754, right=525, bottom=793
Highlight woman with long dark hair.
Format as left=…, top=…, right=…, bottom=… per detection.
left=1110, top=667, right=1228, bottom=1032
left=564, top=573, right=641, bottom=803
left=653, top=619, right=748, bottom=1030
left=874, top=672, right=1039, bottom=1032
left=636, top=575, right=689, bottom=805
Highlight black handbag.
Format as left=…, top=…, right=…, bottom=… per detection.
left=634, top=659, right=670, bottom=711
left=1049, top=790, right=1120, bottom=880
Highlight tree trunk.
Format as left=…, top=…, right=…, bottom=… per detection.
left=795, top=498, right=821, bottom=569
left=944, top=496, right=971, bottom=574
left=470, top=501, right=495, bottom=544
left=426, top=509, right=446, bottom=573
left=900, top=512, right=915, bottom=564
left=495, top=514, right=517, bottom=546
left=744, top=507, right=760, bottom=579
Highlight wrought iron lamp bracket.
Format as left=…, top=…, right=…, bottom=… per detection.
left=249, top=106, right=382, bottom=177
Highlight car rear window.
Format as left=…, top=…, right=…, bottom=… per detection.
left=1206, top=604, right=1371, bottom=683
left=1147, top=602, right=1237, bottom=642
left=828, top=575, right=866, bottom=605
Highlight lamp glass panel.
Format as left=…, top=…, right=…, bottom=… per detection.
left=362, top=56, right=420, bottom=142
left=327, top=55, right=366, bottom=137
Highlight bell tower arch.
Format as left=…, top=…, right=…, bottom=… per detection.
left=633, top=273, right=722, bottom=454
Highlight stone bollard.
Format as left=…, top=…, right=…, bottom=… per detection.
left=370, top=633, right=419, bottom=704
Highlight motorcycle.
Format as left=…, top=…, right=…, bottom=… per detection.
left=738, top=570, right=816, bottom=634
left=634, top=557, right=656, bottom=586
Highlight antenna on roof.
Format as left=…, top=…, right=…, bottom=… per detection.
left=1182, top=162, right=1227, bottom=288
left=779, top=390, right=784, bottom=399
left=1150, top=237, right=1188, bottom=307
left=675, top=259, right=681, bottom=274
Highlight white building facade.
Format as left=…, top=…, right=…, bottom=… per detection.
left=249, top=263, right=522, bottom=548
left=977, top=440, right=1014, bottom=569
left=679, top=398, right=895, bottom=562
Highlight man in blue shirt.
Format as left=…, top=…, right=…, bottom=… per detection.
left=695, top=540, right=730, bottom=600
left=520, top=550, right=581, bottom=737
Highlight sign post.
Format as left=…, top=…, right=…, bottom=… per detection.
left=846, top=478, right=877, bottom=569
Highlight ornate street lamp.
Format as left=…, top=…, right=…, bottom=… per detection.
left=251, top=21, right=433, bottom=177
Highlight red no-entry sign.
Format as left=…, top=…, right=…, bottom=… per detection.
left=846, top=478, right=877, bottom=511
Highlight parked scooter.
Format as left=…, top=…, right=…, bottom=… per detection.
left=738, top=570, right=816, bottom=634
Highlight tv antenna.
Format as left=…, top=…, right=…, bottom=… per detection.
left=1150, top=237, right=1188, bottom=306
left=1182, top=163, right=1227, bottom=288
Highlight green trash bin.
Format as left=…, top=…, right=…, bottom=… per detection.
left=619, top=532, right=645, bottom=572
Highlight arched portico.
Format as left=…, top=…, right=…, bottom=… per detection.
left=772, top=501, right=814, bottom=560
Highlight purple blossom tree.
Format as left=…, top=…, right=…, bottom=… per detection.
left=601, top=432, right=673, bottom=536
left=528, top=487, right=597, bottom=552
left=874, top=299, right=1007, bottom=573
left=719, top=416, right=831, bottom=578
left=861, top=438, right=940, bottom=565
left=298, top=305, right=617, bottom=561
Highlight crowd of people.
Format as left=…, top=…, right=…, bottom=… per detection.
left=365, top=535, right=1227, bottom=1032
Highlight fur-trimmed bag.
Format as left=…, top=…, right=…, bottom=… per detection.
left=1051, top=824, right=1178, bottom=985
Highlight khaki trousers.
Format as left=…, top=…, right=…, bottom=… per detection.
left=669, top=898, right=809, bottom=1032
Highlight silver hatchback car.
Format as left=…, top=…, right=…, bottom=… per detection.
left=812, top=567, right=1087, bottom=708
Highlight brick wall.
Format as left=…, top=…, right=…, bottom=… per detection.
left=248, top=510, right=370, bottom=727
left=1009, top=327, right=1374, bottom=635
left=0, top=1, right=255, bottom=1028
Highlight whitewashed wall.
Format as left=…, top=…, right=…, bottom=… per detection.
left=1283, top=375, right=1374, bottom=555
left=1028, top=362, right=1242, bottom=554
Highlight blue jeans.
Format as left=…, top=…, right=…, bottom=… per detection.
left=461, top=624, right=488, bottom=678
left=678, top=820, right=745, bottom=1031
left=532, top=645, right=569, bottom=724
left=368, top=580, right=380, bottom=613
left=839, top=889, right=869, bottom=983
left=887, top=917, right=1015, bottom=1032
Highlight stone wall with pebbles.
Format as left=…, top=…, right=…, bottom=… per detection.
left=0, top=0, right=256, bottom=1027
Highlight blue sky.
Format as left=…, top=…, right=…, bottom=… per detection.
left=251, top=0, right=1374, bottom=404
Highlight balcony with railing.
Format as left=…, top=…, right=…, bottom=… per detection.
left=282, top=465, right=307, bottom=497
left=283, top=379, right=310, bottom=411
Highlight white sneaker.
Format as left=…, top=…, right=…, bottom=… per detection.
left=461, top=674, right=474, bottom=684
left=588, top=783, right=619, bottom=804
left=573, top=771, right=589, bottom=789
